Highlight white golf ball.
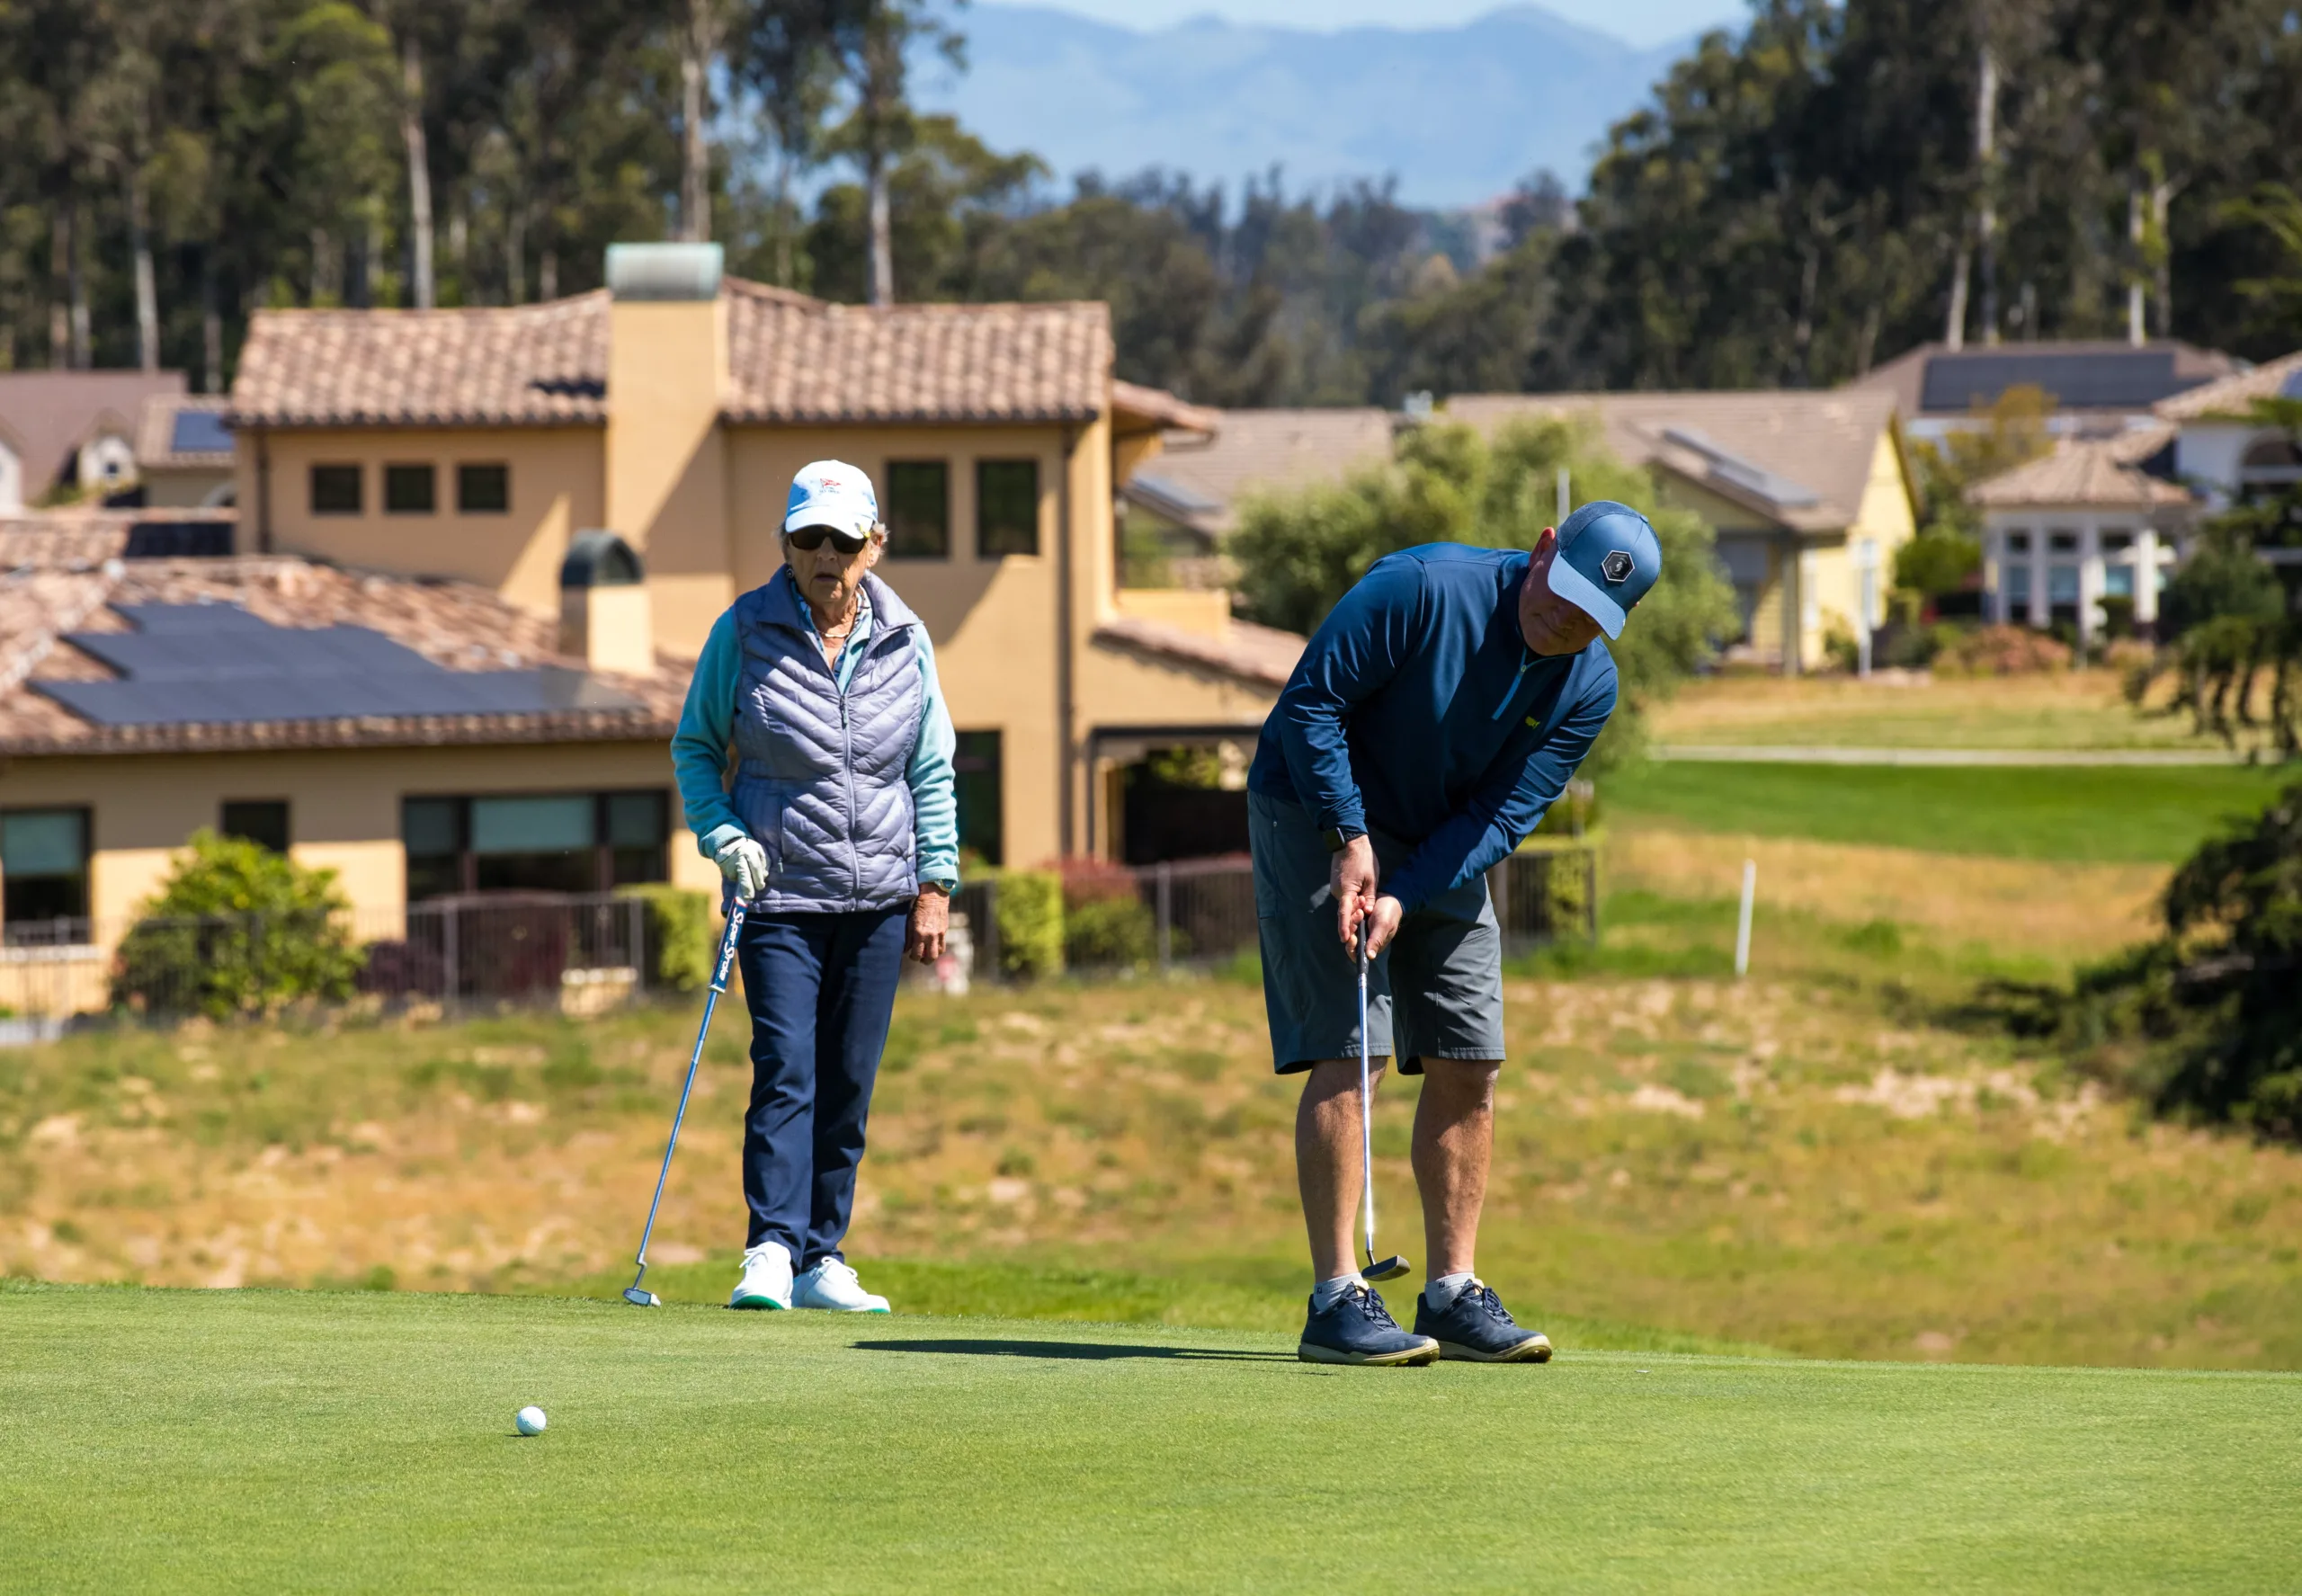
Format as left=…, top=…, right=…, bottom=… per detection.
left=515, top=1405, right=548, bottom=1436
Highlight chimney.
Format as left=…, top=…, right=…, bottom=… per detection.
left=604, top=241, right=729, bottom=655
left=558, top=530, right=654, bottom=675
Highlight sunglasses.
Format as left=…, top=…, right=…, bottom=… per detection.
left=787, top=524, right=870, bottom=555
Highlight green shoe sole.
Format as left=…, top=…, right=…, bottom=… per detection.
left=730, top=1296, right=789, bottom=1311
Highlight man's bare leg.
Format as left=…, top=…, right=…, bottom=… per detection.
left=1295, top=1057, right=1382, bottom=1282
left=1410, top=1058, right=1501, bottom=1282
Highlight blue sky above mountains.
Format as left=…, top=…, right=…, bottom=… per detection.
left=916, top=4, right=1743, bottom=210
left=1026, top=0, right=1745, bottom=50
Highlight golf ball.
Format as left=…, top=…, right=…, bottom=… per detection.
left=515, top=1405, right=548, bottom=1436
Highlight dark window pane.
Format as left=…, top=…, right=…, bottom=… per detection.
left=977, top=459, right=1039, bottom=557
left=1, top=807, right=89, bottom=932
left=457, top=462, right=510, bottom=513
left=385, top=463, right=437, bottom=513
left=610, top=846, right=667, bottom=887
left=406, top=856, right=463, bottom=904
left=953, top=730, right=1003, bottom=867
left=310, top=464, right=361, bottom=514
left=220, top=800, right=291, bottom=853
left=604, top=790, right=665, bottom=848
left=3, top=875, right=86, bottom=932
left=885, top=460, right=950, bottom=558
left=475, top=852, right=596, bottom=894
left=403, top=798, right=463, bottom=858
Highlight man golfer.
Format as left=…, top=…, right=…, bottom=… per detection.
left=1249, top=501, right=1662, bottom=1366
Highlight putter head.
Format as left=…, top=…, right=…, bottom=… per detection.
left=621, top=1286, right=661, bottom=1306
left=1363, top=1253, right=1412, bottom=1283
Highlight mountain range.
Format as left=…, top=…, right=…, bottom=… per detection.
left=915, top=4, right=1698, bottom=210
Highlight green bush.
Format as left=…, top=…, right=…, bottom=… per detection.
left=619, top=884, right=716, bottom=993
left=110, top=831, right=362, bottom=1020
left=994, top=870, right=1064, bottom=979
left=1065, top=896, right=1155, bottom=970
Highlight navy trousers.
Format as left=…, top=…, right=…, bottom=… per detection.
left=735, top=905, right=906, bottom=1266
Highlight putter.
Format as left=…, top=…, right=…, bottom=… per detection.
left=622, top=894, right=748, bottom=1306
left=1356, top=917, right=1411, bottom=1282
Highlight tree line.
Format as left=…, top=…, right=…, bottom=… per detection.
left=4, top=0, right=2301, bottom=401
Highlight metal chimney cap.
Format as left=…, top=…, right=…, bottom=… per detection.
left=606, top=243, right=724, bottom=302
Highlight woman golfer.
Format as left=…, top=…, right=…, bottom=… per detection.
left=672, top=460, right=958, bottom=1311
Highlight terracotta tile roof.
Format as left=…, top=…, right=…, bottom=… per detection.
left=2154, top=348, right=2302, bottom=421
left=228, top=293, right=611, bottom=428
left=720, top=281, right=1111, bottom=424
left=1111, top=379, right=1222, bottom=437
left=0, top=554, right=685, bottom=756
left=1129, top=407, right=1397, bottom=538
left=1092, top=615, right=1304, bottom=690
left=0, top=370, right=187, bottom=494
left=1967, top=439, right=2194, bottom=509
left=1448, top=389, right=1901, bottom=534
left=135, top=392, right=235, bottom=468
left=228, top=279, right=1115, bottom=431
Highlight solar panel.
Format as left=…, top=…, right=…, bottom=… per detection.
left=168, top=408, right=234, bottom=454
left=33, top=604, right=642, bottom=727
left=1920, top=351, right=2180, bottom=412
left=2280, top=369, right=2302, bottom=400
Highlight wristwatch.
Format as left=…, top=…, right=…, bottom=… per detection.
left=1321, top=827, right=1367, bottom=854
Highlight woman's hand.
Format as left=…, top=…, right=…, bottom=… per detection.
left=906, top=887, right=950, bottom=964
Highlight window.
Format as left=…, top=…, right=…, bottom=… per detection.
left=310, top=464, right=362, bottom=514
left=2003, top=564, right=2032, bottom=609
left=220, top=800, right=290, bottom=854
left=2104, top=566, right=2136, bottom=599
left=401, top=790, right=670, bottom=902
left=2048, top=530, right=2079, bottom=555
left=2, top=807, right=90, bottom=941
left=2048, top=565, right=2081, bottom=604
left=884, top=460, right=950, bottom=558
left=385, top=463, right=437, bottom=513
left=953, top=731, right=1004, bottom=867
left=2003, top=530, right=2031, bottom=555
left=977, top=459, right=1039, bottom=557
left=458, top=463, right=510, bottom=513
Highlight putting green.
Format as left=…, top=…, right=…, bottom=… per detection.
left=5, top=1282, right=2298, bottom=1592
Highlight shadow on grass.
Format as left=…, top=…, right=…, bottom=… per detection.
left=853, top=1337, right=1295, bottom=1363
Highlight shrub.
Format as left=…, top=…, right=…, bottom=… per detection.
left=1933, top=624, right=2071, bottom=676
left=619, top=884, right=716, bottom=993
left=994, top=869, right=1064, bottom=979
left=111, top=831, right=362, bottom=1020
left=1065, top=897, right=1155, bottom=969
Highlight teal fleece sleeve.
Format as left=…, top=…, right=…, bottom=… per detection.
left=908, top=630, right=960, bottom=891
left=670, top=609, right=747, bottom=860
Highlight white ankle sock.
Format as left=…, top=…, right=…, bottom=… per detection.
left=1424, top=1271, right=1476, bottom=1308
left=1311, top=1274, right=1367, bottom=1313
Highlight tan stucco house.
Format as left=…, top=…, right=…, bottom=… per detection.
left=1449, top=390, right=1919, bottom=673
left=0, top=245, right=1301, bottom=987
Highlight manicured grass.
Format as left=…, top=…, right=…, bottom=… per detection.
left=1605, top=759, right=2289, bottom=862
left=6, top=1283, right=2299, bottom=1593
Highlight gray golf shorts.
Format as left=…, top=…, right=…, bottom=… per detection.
left=1248, top=790, right=1505, bottom=1075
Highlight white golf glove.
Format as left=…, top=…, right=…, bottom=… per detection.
left=713, top=836, right=771, bottom=901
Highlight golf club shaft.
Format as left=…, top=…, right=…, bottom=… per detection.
left=630, top=897, right=746, bottom=1282
left=1359, top=920, right=1377, bottom=1265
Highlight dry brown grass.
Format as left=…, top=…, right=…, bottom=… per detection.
left=1608, top=825, right=2166, bottom=962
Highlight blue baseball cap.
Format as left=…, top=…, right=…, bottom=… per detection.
left=1545, top=500, right=1662, bottom=640
left=784, top=459, right=880, bottom=538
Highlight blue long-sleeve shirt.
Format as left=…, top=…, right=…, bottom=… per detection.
left=1246, top=544, right=1616, bottom=914
left=671, top=586, right=960, bottom=891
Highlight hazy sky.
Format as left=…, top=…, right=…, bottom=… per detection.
left=1018, top=1, right=1747, bottom=49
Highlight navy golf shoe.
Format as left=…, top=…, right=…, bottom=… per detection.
left=1412, top=1279, right=1554, bottom=1362
left=1298, top=1283, right=1441, bottom=1366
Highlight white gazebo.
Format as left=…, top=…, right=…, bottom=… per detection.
left=1968, top=435, right=2193, bottom=644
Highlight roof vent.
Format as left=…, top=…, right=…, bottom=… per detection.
left=560, top=530, right=645, bottom=588
left=605, top=243, right=723, bottom=302
left=1659, top=426, right=1821, bottom=510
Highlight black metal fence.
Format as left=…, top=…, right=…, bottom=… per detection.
left=0, top=846, right=1600, bottom=1029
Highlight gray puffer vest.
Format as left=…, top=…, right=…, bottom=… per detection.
left=729, top=568, right=924, bottom=914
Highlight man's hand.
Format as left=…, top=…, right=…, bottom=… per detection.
left=1331, top=834, right=1378, bottom=949
left=1363, top=894, right=1405, bottom=958
left=713, top=836, right=771, bottom=901
left=906, top=886, right=950, bottom=964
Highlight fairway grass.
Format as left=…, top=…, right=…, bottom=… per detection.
left=1605, top=760, right=2287, bottom=862
left=5, top=1283, right=2298, bottom=1594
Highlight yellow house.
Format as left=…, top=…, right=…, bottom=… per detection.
left=0, top=245, right=1301, bottom=992
left=1447, top=390, right=1918, bottom=673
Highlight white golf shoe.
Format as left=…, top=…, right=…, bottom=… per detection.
left=792, top=1257, right=890, bottom=1313
left=729, top=1243, right=792, bottom=1310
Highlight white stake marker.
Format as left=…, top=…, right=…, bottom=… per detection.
left=1735, top=859, right=1756, bottom=978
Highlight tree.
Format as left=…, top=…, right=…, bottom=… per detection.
left=823, top=0, right=963, bottom=306
left=1228, top=415, right=1739, bottom=768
